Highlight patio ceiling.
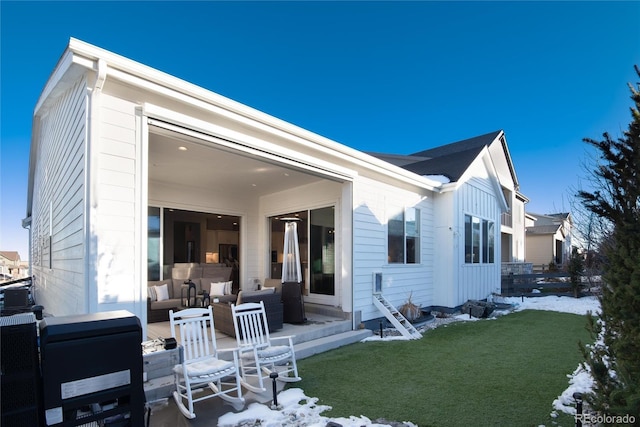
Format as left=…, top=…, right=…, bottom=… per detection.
left=148, top=131, right=324, bottom=197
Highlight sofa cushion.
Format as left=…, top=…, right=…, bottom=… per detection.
left=236, top=288, right=275, bottom=305
left=262, top=279, right=283, bottom=294
left=172, top=279, right=186, bottom=299
left=201, top=265, right=232, bottom=280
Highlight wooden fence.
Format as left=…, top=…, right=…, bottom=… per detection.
left=501, top=272, right=602, bottom=297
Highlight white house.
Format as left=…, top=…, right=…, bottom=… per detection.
left=24, top=39, right=525, bottom=335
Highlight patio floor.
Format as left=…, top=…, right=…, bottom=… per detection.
left=144, top=308, right=372, bottom=426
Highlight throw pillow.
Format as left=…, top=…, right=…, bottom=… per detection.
left=155, top=284, right=170, bottom=302
left=210, top=281, right=226, bottom=296
left=223, top=280, right=233, bottom=295
left=147, top=286, right=157, bottom=301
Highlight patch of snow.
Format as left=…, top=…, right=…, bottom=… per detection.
left=552, top=365, right=594, bottom=415
left=495, top=295, right=601, bottom=316
left=218, top=388, right=417, bottom=427
left=361, top=334, right=411, bottom=342
left=423, top=174, right=450, bottom=184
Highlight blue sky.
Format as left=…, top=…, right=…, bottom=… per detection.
left=1, top=1, right=639, bottom=260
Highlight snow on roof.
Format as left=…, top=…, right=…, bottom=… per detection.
left=423, top=174, right=451, bottom=184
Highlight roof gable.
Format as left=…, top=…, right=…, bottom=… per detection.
left=410, top=130, right=502, bottom=159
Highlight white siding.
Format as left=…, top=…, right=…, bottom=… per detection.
left=92, top=93, right=142, bottom=314
left=353, top=176, right=434, bottom=322
left=455, top=173, right=502, bottom=305
left=31, top=78, right=88, bottom=316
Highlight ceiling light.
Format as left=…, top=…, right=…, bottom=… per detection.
left=178, top=146, right=188, bottom=151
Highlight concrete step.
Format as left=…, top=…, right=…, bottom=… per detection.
left=295, top=329, right=372, bottom=360
left=286, top=319, right=352, bottom=345
left=304, top=303, right=349, bottom=319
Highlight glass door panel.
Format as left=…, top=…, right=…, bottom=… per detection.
left=309, top=207, right=335, bottom=296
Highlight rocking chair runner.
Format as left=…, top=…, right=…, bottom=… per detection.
left=169, top=307, right=244, bottom=419
left=231, top=301, right=301, bottom=393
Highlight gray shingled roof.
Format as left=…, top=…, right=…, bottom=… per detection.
left=368, top=130, right=503, bottom=182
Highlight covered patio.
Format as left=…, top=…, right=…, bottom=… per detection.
left=145, top=124, right=354, bottom=333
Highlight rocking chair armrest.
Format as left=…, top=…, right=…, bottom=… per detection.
left=236, top=342, right=269, bottom=355
left=216, top=346, right=242, bottom=356
left=269, top=335, right=296, bottom=344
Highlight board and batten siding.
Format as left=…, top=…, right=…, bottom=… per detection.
left=31, top=78, right=88, bottom=316
left=455, top=174, right=502, bottom=305
left=353, top=176, right=434, bottom=323
left=92, top=93, right=143, bottom=315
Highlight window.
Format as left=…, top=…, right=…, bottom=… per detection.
left=388, top=207, right=420, bottom=264
left=465, top=214, right=494, bottom=264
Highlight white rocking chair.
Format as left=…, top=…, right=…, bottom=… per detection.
left=231, top=301, right=301, bottom=393
left=169, top=307, right=244, bottom=419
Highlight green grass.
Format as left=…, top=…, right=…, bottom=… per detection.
left=294, top=310, right=591, bottom=427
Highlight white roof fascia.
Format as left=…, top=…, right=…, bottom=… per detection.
left=66, top=38, right=440, bottom=192
left=516, top=191, right=530, bottom=203
left=483, top=150, right=509, bottom=212
left=497, top=131, right=520, bottom=191
left=34, top=49, right=92, bottom=115
left=145, top=104, right=357, bottom=183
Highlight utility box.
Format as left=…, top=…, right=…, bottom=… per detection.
left=142, top=339, right=182, bottom=402
left=0, top=313, right=42, bottom=427
left=39, top=310, right=144, bottom=426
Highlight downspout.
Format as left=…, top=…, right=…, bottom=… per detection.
left=85, top=59, right=107, bottom=313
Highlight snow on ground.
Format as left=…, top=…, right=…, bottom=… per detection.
left=496, top=295, right=601, bottom=316
left=218, top=388, right=417, bottom=427
left=219, top=295, right=601, bottom=425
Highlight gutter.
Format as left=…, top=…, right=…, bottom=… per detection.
left=65, top=38, right=442, bottom=193
left=84, top=58, right=107, bottom=313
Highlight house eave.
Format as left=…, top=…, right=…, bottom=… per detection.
left=64, top=38, right=440, bottom=193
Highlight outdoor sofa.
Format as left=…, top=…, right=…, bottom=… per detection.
left=211, top=288, right=284, bottom=336
left=146, top=264, right=234, bottom=323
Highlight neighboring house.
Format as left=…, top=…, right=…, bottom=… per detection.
left=0, top=251, right=28, bottom=281
left=525, top=212, right=573, bottom=267
left=24, top=39, right=525, bottom=335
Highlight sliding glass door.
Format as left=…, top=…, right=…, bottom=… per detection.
left=269, top=206, right=336, bottom=304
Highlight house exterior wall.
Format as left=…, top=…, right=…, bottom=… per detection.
left=30, top=77, right=88, bottom=316
left=90, top=91, right=145, bottom=316
left=451, top=163, right=502, bottom=307
left=432, top=191, right=455, bottom=307
left=511, top=197, right=527, bottom=262
left=352, top=176, right=434, bottom=323
left=526, top=234, right=555, bottom=266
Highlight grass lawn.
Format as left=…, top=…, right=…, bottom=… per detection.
left=295, top=310, right=591, bottom=427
